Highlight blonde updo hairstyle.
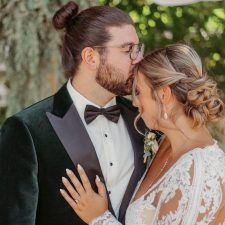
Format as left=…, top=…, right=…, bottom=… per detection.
left=137, top=43, right=224, bottom=128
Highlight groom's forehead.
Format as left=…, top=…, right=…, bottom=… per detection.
left=107, top=25, right=139, bottom=45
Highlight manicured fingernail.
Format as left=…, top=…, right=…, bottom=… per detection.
left=96, top=175, right=100, bottom=182
left=60, top=189, right=65, bottom=194
left=62, top=177, right=67, bottom=183
left=77, top=164, right=82, bottom=170
left=66, top=169, right=72, bottom=175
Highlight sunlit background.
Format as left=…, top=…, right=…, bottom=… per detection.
left=0, top=0, right=224, bottom=147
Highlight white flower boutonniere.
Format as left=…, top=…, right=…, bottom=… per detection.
left=143, top=130, right=159, bottom=163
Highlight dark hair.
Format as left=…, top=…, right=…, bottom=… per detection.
left=52, top=1, right=134, bottom=78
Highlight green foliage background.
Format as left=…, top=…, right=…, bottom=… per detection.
left=99, top=0, right=225, bottom=145
left=100, top=0, right=225, bottom=97
left=0, top=0, right=225, bottom=144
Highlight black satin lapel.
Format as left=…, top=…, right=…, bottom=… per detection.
left=46, top=103, right=115, bottom=216
left=46, top=104, right=100, bottom=173
left=117, top=100, right=146, bottom=222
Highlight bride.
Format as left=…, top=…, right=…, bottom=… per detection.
left=60, top=44, right=225, bottom=224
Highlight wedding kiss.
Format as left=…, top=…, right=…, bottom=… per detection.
left=0, top=2, right=224, bottom=225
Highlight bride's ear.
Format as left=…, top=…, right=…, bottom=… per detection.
left=159, top=86, right=172, bottom=104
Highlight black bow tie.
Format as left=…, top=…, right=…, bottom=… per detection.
left=84, top=105, right=121, bottom=125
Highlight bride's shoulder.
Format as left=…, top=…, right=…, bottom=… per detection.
left=189, top=141, right=225, bottom=163
left=160, top=142, right=225, bottom=189
left=173, top=141, right=225, bottom=177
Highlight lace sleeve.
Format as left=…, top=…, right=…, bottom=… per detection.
left=153, top=150, right=225, bottom=225
left=89, top=211, right=122, bottom=225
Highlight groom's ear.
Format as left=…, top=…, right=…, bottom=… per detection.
left=81, top=47, right=100, bottom=70
left=159, top=86, right=172, bottom=104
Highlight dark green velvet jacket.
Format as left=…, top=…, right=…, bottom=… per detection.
left=0, top=84, right=146, bottom=225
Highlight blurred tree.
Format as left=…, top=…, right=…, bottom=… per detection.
left=100, top=0, right=225, bottom=99
left=0, top=0, right=97, bottom=117
left=0, top=0, right=224, bottom=123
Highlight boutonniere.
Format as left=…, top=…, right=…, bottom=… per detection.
left=143, top=130, right=159, bottom=163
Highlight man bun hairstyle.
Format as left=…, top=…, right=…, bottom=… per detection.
left=52, top=1, right=79, bottom=30
left=52, top=1, right=134, bottom=78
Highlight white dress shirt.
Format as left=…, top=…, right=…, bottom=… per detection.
left=67, top=80, right=134, bottom=217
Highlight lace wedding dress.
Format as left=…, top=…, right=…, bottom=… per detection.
left=90, top=142, right=225, bottom=225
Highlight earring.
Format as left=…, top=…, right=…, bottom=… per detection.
left=162, top=95, right=168, bottom=119
left=163, top=105, right=168, bottom=120
left=163, top=111, right=168, bottom=120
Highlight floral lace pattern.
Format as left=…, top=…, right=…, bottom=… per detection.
left=90, top=143, right=225, bottom=225
left=89, top=211, right=119, bottom=225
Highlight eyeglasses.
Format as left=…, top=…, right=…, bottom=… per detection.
left=93, top=43, right=145, bottom=61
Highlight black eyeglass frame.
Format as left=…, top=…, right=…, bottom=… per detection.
left=93, top=43, right=145, bottom=61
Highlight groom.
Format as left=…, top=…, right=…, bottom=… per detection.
left=0, top=2, right=147, bottom=225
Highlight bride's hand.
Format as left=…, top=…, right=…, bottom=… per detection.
left=60, top=164, right=108, bottom=224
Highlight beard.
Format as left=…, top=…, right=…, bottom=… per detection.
left=96, top=57, right=134, bottom=96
